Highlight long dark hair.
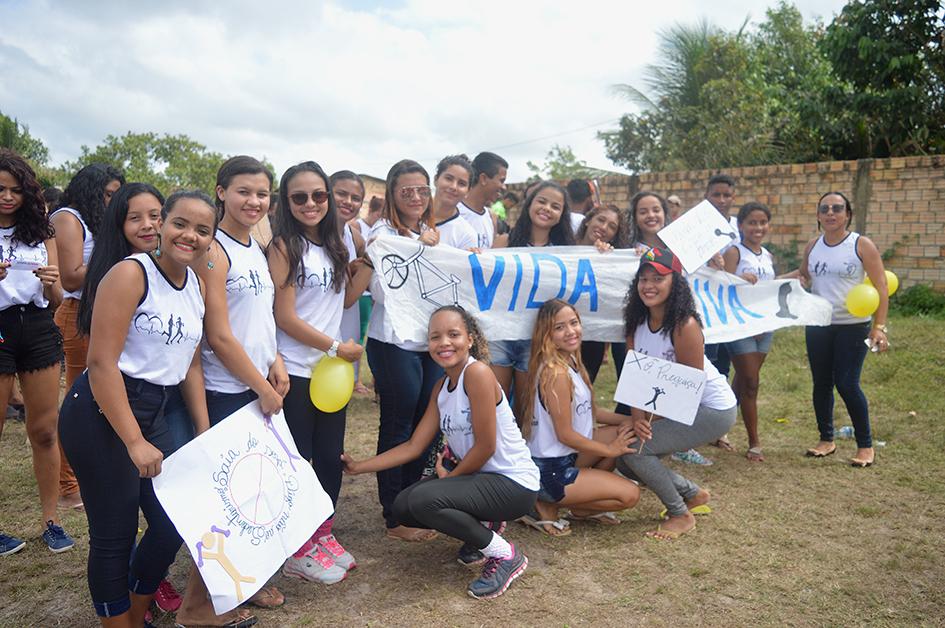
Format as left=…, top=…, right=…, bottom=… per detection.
left=77, top=183, right=165, bottom=335
left=215, top=155, right=273, bottom=216
left=382, top=159, right=434, bottom=236
left=629, top=190, right=670, bottom=246
left=271, top=161, right=348, bottom=293
left=623, top=269, right=701, bottom=341
left=508, top=181, right=575, bottom=247
left=56, top=163, right=125, bottom=238
left=0, top=149, right=53, bottom=246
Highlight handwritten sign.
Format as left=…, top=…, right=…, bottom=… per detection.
left=8, top=259, right=42, bottom=271
left=153, top=402, right=331, bottom=614
left=366, top=236, right=831, bottom=344
left=614, top=351, right=706, bottom=425
left=657, top=199, right=738, bottom=273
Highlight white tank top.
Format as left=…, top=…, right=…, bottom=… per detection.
left=118, top=253, right=205, bottom=386
left=339, top=225, right=361, bottom=344
left=438, top=358, right=540, bottom=491
left=633, top=319, right=736, bottom=411
left=458, top=201, right=495, bottom=249
left=733, top=242, right=775, bottom=282
left=435, top=212, right=478, bottom=251
left=807, top=232, right=869, bottom=325
left=527, top=366, right=594, bottom=458
left=0, top=226, right=49, bottom=310
left=276, top=237, right=346, bottom=378
left=200, top=230, right=277, bottom=393
left=50, top=208, right=94, bottom=300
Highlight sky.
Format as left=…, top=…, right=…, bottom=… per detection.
left=0, top=0, right=849, bottom=183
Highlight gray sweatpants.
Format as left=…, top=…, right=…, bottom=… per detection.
left=616, top=404, right=736, bottom=517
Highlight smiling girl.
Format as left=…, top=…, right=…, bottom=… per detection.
left=59, top=190, right=217, bottom=626
left=431, top=154, right=478, bottom=251
left=343, top=306, right=538, bottom=599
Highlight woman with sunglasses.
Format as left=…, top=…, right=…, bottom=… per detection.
left=364, top=159, right=472, bottom=542
left=268, top=161, right=364, bottom=584
left=800, top=192, right=888, bottom=467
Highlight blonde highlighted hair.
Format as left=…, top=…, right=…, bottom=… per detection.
left=520, top=299, right=593, bottom=439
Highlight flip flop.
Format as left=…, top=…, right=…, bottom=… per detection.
left=385, top=526, right=438, bottom=542
left=517, top=514, right=572, bottom=537
left=712, top=437, right=735, bottom=452
left=175, top=610, right=258, bottom=627
left=659, top=504, right=711, bottom=519
left=806, top=444, right=837, bottom=457
left=247, top=585, right=284, bottom=609
left=850, top=457, right=874, bottom=468
left=746, top=447, right=765, bottom=462
left=567, top=511, right=621, bottom=525
left=645, top=522, right=695, bottom=541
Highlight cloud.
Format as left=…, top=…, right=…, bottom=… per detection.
left=0, top=0, right=848, bottom=182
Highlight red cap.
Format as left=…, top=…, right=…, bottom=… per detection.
left=640, top=246, right=683, bottom=275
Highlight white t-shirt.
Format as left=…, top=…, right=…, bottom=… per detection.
left=438, top=357, right=540, bottom=491
left=457, top=201, right=495, bottom=249
left=0, top=226, right=49, bottom=310
left=435, top=212, right=477, bottom=251
left=276, top=237, right=347, bottom=378
left=50, top=208, right=94, bottom=300
left=118, top=253, right=205, bottom=386
left=570, top=212, right=586, bottom=233
left=732, top=242, right=775, bottom=282
left=200, top=229, right=277, bottom=393
left=633, top=319, right=736, bottom=411
left=808, top=232, right=869, bottom=325
left=527, top=366, right=594, bottom=459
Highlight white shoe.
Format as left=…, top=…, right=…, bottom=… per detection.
left=318, top=534, right=357, bottom=571
left=283, top=546, right=347, bottom=584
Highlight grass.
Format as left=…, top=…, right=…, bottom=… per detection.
left=2, top=316, right=944, bottom=626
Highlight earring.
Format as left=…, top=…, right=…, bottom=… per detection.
left=153, top=234, right=162, bottom=258
left=207, top=247, right=214, bottom=270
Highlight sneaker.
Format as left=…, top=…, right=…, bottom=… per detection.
left=283, top=546, right=347, bottom=584
left=0, top=533, right=26, bottom=556
left=456, top=543, right=486, bottom=567
left=485, top=520, right=507, bottom=536
left=671, top=449, right=713, bottom=466
left=153, top=578, right=182, bottom=613
left=467, top=543, right=528, bottom=600
left=42, top=520, right=74, bottom=553
left=317, top=534, right=356, bottom=571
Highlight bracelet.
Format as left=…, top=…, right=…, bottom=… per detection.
left=873, top=324, right=888, bottom=334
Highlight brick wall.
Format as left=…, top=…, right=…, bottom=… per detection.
left=508, top=155, right=945, bottom=290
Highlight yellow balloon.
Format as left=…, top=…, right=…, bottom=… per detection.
left=309, top=356, right=355, bottom=413
left=846, top=284, right=880, bottom=318
left=864, top=270, right=899, bottom=296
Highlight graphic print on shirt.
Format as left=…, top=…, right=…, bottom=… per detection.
left=133, top=311, right=202, bottom=345
left=297, top=267, right=336, bottom=292
left=226, top=269, right=271, bottom=297
left=441, top=406, right=474, bottom=438
left=0, top=239, right=47, bottom=265
left=574, top=398, right=592, bottom=417
left=636, top=344, right=676, bottom=362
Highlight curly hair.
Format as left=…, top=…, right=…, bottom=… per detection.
left=629, top=190, right=670, bottom=246
left=576, top=203, right=630, bottom=248
left=508, top=181, right=575, bottom=247
left=56, top=163, right=125, bottom=238
left=623, top=267, right=701, bottom=341
left=429, top=305, right=490, bottom=363
left=0, top=149, right=54, bottom=246
left=520, top=299, right=593, bottom=438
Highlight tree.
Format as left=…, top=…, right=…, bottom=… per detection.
left=62, top=132, right=226, bottom=194
left=0, top=110, right=50, bottom=166
left=526, top=144, right=614, bottom=179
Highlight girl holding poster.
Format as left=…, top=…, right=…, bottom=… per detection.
left=615, top=247, right=737, bottom=540
left=519, top=299, right=640, bottom=536
left=343, top=305, right=539, bottom=600
left=269, top=161, right=363, bottom=584
left=800, top=192, right=888, bottom=467
left=59, top=190, right=216, bottom=626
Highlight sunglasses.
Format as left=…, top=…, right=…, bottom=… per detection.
left=289, top=190, right=330, bottom=206
left=398, top=185, right=432, bottom=200
left=818, top=203, right=847, bottom=214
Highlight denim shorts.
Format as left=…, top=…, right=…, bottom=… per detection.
left=0, top=303, right=63, bottom=374
left=489, top=339, right=532, bottom=372
left=726, top=331, right=774, bottom=356
left=533, top=453, right=580, bottom=503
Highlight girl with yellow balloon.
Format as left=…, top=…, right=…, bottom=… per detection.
left=269, top=161, right=372, bottom=584
left=800, top=192, right=889, bottom=468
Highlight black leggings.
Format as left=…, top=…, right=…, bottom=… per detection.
left=59, top=372, right=181, bottom=618
left=283, top=374, right=346, bottom=508
left=392, top=473, right=537, bottom=549
left=581, top=341, right=628, bottom=383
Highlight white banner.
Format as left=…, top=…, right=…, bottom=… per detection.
left=153, top=402, right=332, bottom=615
left=614, top=351, right=706, bottom=425
left=367, top=235, right=832, bottom=344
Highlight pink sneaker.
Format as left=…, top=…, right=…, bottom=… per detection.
left=153, top=578, right=182, bottom=613
left=283, top=546, right=347, bottom=584
left=318, top=534, right=356, bottom=571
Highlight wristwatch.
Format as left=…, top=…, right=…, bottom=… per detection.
left=327, top=340, right=340, bottom=358
left=874, top=324, right=888, bottom=334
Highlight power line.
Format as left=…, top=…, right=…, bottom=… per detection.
left=485, top=118, right=622, bottom=152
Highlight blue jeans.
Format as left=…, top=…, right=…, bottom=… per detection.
left=366, top=338, right=443, bottom=528
left=705, top=342, right=731, bottom=377
left=805, top=323, right=872, bottom=447
left=162, top=388, right=260, bottom=453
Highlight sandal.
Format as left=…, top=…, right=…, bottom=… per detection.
left=517, top=514, right=572, bottom=537
left=806, top=443, right=836, bottom=458
left=659, top=504, right=711, bottom=520
left=850, top=457, right=874, bottom=468
left=567, top=511, right=621, bottom=525
left=247, top=585, right=284, bottom=609
left=175, top=609, right=258, bottom=627
left=385, top=525, right=438, bottom=542
left=746, top=447, right=765, bottom=462
left=712, top=436, right=735, bottom=452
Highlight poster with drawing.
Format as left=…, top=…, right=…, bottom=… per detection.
left=614, top=351, right=706, bottom=425
left=153, top=402, right=331, bottom=614
left=656, top=199, right=738, bottom=273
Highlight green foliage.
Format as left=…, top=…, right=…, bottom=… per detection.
left=525, top=144, right=613, bottom=180
left=767, top=239, right=803, bottom=275
left=0, top=110, right=50, bottom=166
left=62, top=132, right=226, bottom=195
left=889, top=283, right=945, bottom=318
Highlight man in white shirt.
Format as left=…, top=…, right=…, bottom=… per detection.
left=458, top=152, right=508, bottom=249
left=566, top=179, right=597, bottom=232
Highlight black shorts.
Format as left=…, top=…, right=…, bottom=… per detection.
left=0, top=303, right=64, bottom=374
